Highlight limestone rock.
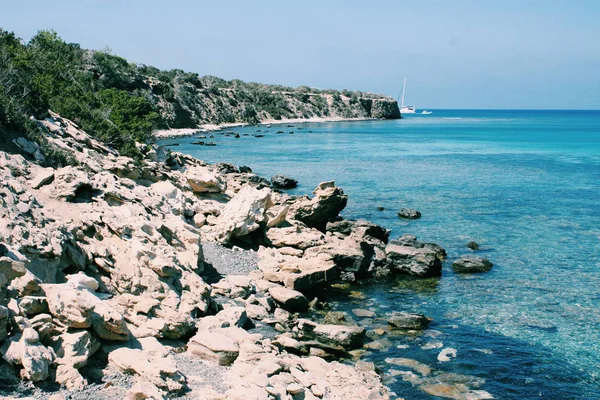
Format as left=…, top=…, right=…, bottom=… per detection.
left=289, top=181, right=348, bottom=228
left=271, top=175, right=298, bottom=189
left=126, top=381, right=166, bottom=400
left=452, top=256, right=493, bottom=273
left=1, top=328, right=56, bottom=382
left=55, top=364, right=87, bottom=390
left=188, top=330, right=240, bottom=366
left=398, top=208, right=421, bottom=219
left=51, top=330, right=100, bottom=368
left=42, top=283, right=129, bottom=341
left=269, top=286, right=308, bottom=311
left=258, top=247, right=337, bottom=290
left=108, top=347, right=186, bottom=393
left=265, top=223, right=325, bottom=250
left=385, top=242, right=441, bottom=277
left=44, top=166, right=92, bottom=202
left=213, top=186, right=272, bottom=242
left=388, top=311, right=431, bottom=330
left=30, top=168, right=55, bottom=189
left=297, top=319, right=365, bottom=350
left=186, top=165, right=226, bottom=193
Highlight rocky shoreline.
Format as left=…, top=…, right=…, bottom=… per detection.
left=153, top=116, right=380, bottom=140
left=0, top=112, right=493, bottom=399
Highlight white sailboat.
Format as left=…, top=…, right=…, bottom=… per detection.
left=399, top=77, right=416, bottom=114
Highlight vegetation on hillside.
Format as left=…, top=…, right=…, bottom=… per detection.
left=0, top=28, right=398, bottom=158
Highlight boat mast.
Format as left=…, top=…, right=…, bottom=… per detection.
left=401, top=77, right=407, bottom=109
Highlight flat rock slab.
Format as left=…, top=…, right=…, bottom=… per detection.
left=269, top=286, right=308, bottom=311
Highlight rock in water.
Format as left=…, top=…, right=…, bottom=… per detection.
left=388, top=311, right=431, bottom=330
left=398, top=208, right=422, bottom=220
left=271, top=175, right=298, bottom=189
left=467, top=241, right=480, bottom=250
left=452, top=256, right=493, bottom=273
left=385, top=241, right=442, bottom=277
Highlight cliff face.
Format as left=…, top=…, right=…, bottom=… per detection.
left=142, top=75, right=401, bottom=128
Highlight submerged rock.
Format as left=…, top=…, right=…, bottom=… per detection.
left=452, top=256, right=493, bottom=273
left=467, top=241, right=480, bottom=250
left=388, top=311, right=431, bottom=330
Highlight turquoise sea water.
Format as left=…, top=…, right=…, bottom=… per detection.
left=161, top=110, right=600, bottom=398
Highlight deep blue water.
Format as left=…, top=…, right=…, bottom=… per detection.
left=160, top=110, right=600, bottom=399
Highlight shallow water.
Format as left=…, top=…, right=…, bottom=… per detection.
left=161, top=110, right=600, bottom=398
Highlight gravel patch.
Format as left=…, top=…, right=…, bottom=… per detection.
left=174, top=353, right=230, bottom=397
left=202, top=241, right=258, bottom=282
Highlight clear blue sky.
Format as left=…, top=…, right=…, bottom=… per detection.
left=2, top=0, right=599, bottom=109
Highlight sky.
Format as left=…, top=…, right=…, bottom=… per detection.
left=2, top=0, right=599, bottom=109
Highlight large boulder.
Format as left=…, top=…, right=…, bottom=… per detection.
left=385, top=241, right=442, bottom=277
left=187, top=329, right=240, bottom=366
left=213, top=186, right=272, bottom=242
left=269, top=286, right=308, bottom=311
left=186, top=165, right=226, bottom=193
left=108, top=347, right=186, bottom=393
left=289, top=181, right=348, bottom=229
left=297, top=319, right=365, bottom=350
left=41, top=278, right=129, bottom=341
left=50, top=330, right=100, bottom=369
left=304, top=235, right=374, bottom=277
left=1, top=328, right=55, bottom=382
left=258, top=247, right=337, bottom=290
left=452, top=256, right=493, bottom=273
left=271, top=175, right=298, bottom=189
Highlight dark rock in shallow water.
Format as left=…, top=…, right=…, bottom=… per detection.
left=271, top=175, right=298, bottom=189
left=467, top=241, right=480, bottom=250
left=323, top=311, right=352, bottom=325
left=394, top=234, right=446, bottom=259
left=385, top=240, right=442, bottom=277
left=388, top=311, right=431, bottom=330
left=325, top=219, right=390, bottom=244
left=452, top=256, right=493, bottom=273
left=377, top=206, right=385, bottom=211
left=398, top=208, right=422, bottom=220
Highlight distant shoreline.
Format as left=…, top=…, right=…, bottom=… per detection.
left=153, top=116, right=379, bottom=139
